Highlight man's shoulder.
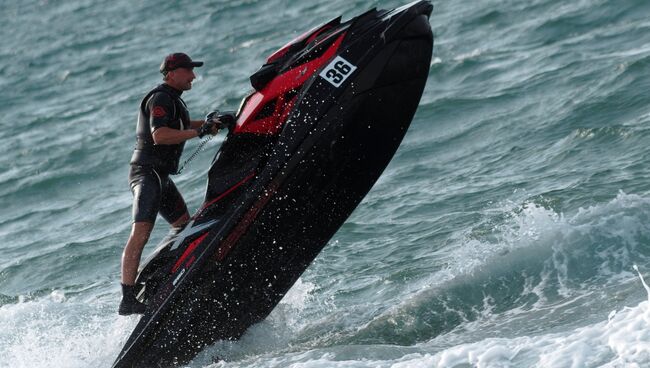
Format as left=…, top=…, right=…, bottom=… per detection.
left=146, top=88, right=175, bottom=108
left=142, top=86, right=177, bottom=120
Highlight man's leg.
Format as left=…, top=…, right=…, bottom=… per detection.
left=119, top=222, right=154, bottom=315
left=160, top=177, right=190, bottom=228
left=171, top=212, right=190, bottom=227
left=120, top=165, right=160, bottom=315
left=121, top=222, right=154, bottom=285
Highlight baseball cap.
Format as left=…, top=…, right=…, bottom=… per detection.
left=160, top=53, right=204, bottom=73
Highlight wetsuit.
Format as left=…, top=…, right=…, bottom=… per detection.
left=128, top=84, right=190, bottom=224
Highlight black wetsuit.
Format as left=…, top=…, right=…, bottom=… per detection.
left=128, top=84, right=190, bottom=223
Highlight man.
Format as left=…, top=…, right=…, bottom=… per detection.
left=119, top=53, right=220, bottom=315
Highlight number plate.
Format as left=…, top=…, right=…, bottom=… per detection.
left=319, top=56, right=357, bottom=87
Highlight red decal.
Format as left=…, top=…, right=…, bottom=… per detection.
left=171, top=233, right=209, bottom=274
left=198, top=172, right=256, bottom=213
left=215, top=179, right=280, bottom=261
left=185, top=255, right=196, bottom=268
left=151, top=106, right=167, bottom=118
left=237, top=33, right=346, bottom=135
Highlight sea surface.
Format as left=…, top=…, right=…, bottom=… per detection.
left=2, top=0, right=650, bottom=367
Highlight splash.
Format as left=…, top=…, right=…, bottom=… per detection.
left=382, top=267, right=650, bottom=368
left=340, top=192, right=650, bottom=351
left=633, top=264, right=650, bottom=301
left=0, top=294, right=136, bottom=368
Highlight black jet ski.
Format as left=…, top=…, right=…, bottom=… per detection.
left=113, top=1, right=433, bottom=367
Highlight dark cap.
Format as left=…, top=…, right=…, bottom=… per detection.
left=159, top=53, right=204, bottom=73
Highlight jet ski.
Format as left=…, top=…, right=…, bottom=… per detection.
left=113, top=1, right=433, bottom=367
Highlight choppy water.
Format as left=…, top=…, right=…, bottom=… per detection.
left=2, top=0, right=650, bottom=367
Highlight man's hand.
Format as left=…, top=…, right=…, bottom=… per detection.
left=205, top=111, right=220, bottom=124
left=196, top=120, right=219, bottom=138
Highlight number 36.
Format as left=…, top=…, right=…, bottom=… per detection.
left=320, top=56, right=357, bottom=87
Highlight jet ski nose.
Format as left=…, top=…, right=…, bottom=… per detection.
left=389, top=0, right=433, bottom=19
left=422, top=2, right=433, bottom=17
left=406, top=0, right=433, bottom=17
left=398, top=8, right=434, bottom=41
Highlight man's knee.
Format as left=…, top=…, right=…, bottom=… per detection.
left=171, top=212, right=190, bottom=228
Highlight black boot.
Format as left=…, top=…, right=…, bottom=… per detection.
left=118, top=283, right=147, bottom=316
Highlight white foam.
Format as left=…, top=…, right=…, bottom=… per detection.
left=279, top=278, right=316, bottom=310
left=633, top=264, right=650, bottom=299
left=431, top=191, right=650, bottom=292
left=200, top=285, right=650, bottom=367
left=213, top=282, right=650, bottom=367
left=0, top=295, right=136, bottom=368
left=328, top=191, right=650, bottom=366
left=453, top=48, right=483, bottom=62
left=392, top=268, right=650, bottom=368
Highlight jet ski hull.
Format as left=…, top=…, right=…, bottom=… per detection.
left=113, top=2, right=433, bottom=367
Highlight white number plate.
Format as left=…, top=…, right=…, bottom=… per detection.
left=319, top=56, right=357, bottom=87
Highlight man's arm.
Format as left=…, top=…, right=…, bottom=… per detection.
left=152, top=127, right=199, bottom=145
left=147, top=93, right=215, bottom=144
left=153, top=119, right=221, bottom=144
left=190, top=120, right=204, bottom=129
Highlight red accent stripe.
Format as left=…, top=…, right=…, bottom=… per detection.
left=185, top=255, right=196, bottom=269
left=305, top=25, right=332, bottom=44
left=171, top=233, right=208, bottom=274
left=198, top=172, right=256, bottom=213
left=214, top=179, right=281, bottom=261
left=267, top=24, right=331, bottom=63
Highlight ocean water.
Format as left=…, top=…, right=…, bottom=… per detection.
left=2, top=0, right=650, bottom=367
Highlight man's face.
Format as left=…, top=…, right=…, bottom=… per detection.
left=168, top=67, right=196, bottom=90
